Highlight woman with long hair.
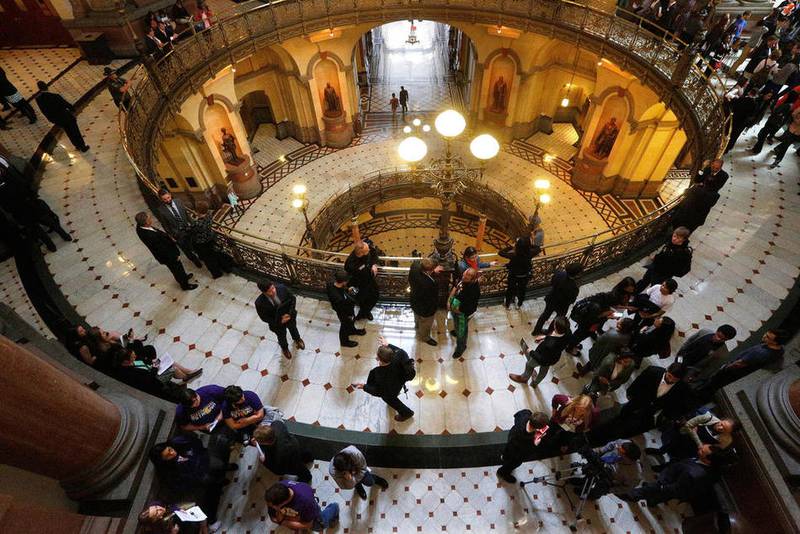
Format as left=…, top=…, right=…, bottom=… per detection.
left=551, top=393, right=599, bottom=449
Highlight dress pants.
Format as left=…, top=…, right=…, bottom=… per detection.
left=532, top=302, right=567, bottom=335
left=165, top=258, right=191, bottom=288
left=505, top=274, right=530, bottom=307
left=382, top=394, right=413, bottom=417
left=414, top=312, right=435, bottom=341
left=337, top=312, right=358, bottom=344
left=354, top=283, right=379, bottom=319
left=518, top=352, right=550, bottom=386
left=58, top=118, right=87, bottom=150
left=12, top=99, right=36, bottom=123
left=270, top=318, right=301, bottom=350
left=175, top=234, right=202, bottom=266
left=773, top=131, right=800, bottom=164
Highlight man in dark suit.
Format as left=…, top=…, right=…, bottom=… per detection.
left=135, top=211, right=197, bottom=290
left=255, top=280, right=305, bottom=359
left=326, top=270, right=365, bottom=347
left=408, top=258, right=442, bottom=346
left=497, top=410, right=562, bottom=483
left=34, top=81, right=89, bottom=152
left=619, top=362, right=691, bottom=432
left=353, top=338, right=414, bottom=422
left=156, top=188, right=202, bottom=267
left=691, top=159, right=728, bottom=194
left=344, top=240, right=380, bottom=321
left=531, top=262, right=583, bottom=335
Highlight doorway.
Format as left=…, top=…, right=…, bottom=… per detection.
left=240, top=91, right=274, bottom=141
left=0, top=0, right=73, bottom=47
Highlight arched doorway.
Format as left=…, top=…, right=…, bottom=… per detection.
left=240, top=91, right=274, bottom=141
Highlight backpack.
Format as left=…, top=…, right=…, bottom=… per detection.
left=398, top=348, right=416, bottom=382
left=569, top=297, right=602, bottom=325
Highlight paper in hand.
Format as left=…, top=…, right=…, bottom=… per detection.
left=157, top=352, right=175, bottom=375
left=174, top=506, right=207, bottom=522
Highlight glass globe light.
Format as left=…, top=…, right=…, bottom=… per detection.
left=292, top=184, right=307, bottom=196
left=434, top=109, right=466, bottom=138
left=534, top=179, right=551, bottom=190
left=398, top=136, right=428, bottom=163
left=412, top=118, right=421, bottom=127
left=539, top=193, right=552, bottom=205
left=561, top=97, right=570, bottom=107
left=291, top=198, right=304, bottom=209
left=403, top=125, right=412, bottom=134
left=469, top=134, right=500, bottom=161
left=422, top=124, right=431, bottom=132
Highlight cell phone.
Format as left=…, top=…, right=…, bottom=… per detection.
left=520, top=338, right=529, bottom=354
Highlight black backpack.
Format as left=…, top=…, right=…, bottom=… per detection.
left=398, top=349, right=416, bottom=382
left=569, top=298, right=601, bottom=324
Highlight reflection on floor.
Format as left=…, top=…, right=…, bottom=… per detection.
left=249, top=123, right=304, bottom=170
left=527, top=123, right=580, bottom=162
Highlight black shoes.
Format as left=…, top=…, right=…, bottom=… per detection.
left=394, top=412, right=413, bottom=422
left=354, top=328, right=367, bottom=336
left=182, top=283, right=199, bottom=291
left=355, top=483, right=367, bottom=499
left=79, top=145, right=90, bottom=152
left=497, top=470, right=517, bottom=484
left=374, top=475, right=389, bottom=489
left=342, top=340, right=358, bottom=347
left=424, top=338, right=438, bottom=346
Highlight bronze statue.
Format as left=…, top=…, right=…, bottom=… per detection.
left=220, top=127, right=243, bottom=165
left=491, top=76, right=508, bottom=112
left=323, top=82, right=341, bottom=115
left=591, top=117, right=620, bottom=159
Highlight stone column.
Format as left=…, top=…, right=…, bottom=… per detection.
left=0, top=336, right=148, bottom=500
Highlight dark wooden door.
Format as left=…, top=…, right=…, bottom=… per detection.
left=0, top=0, right=73, bottom=47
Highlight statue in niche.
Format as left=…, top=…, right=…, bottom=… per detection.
left=220, top=127, right=243, bottom=165
left=591, top=117, right=620, bottom=159
left=491, top=76, right=508, bottom=112
left=323, top=82, right=341, bottom=116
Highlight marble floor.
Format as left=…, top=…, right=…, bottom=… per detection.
left=3, top=45, right=800, bottom=533
left=527, top=124, right=580, bottom=162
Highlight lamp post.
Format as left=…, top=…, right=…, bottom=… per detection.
left=397, top=109, right=499, bottom=268
left=290, top=184, right=317, bottom=249
left=532, top=178, right=552, bottom=220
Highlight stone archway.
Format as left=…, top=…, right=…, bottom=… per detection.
left=240, top=90, right=274, bottom=140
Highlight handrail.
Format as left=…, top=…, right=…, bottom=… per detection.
left=117, top=0, right=722, bottom=300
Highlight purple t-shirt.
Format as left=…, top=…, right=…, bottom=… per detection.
left=279, top=480, right=320, bottom=523
left=175, top=385, right=225, bottom=427
left=222, top=390, right=264, bottom=422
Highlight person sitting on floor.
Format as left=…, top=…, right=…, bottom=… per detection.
left=264, top=480, right=340, bottom=532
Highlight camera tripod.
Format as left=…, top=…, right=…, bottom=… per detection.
left=519, top=463, right=601, bottom=532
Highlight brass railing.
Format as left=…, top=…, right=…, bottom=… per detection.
left=119, top=0, right=723, bottom=300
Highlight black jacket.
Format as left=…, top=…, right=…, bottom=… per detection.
left=35, top=91, right=76, bottom=125
left=136, top=225, right=180, bottom=264
left=326, top=282, right=356, bottom=319
left=531, top=333, right=571, bottom=366
left=255, top=283, right=297, bottom=330
left=498, top=244, right=533, bottom=277
left=692, top=166, right=729, bottom=192
left=544, top=270, right=579, bottom=311
left=408, top=261, right=438, bottom=317
left=156, top=198, right=192, bottom=237
left=364, top=344, right=408, bottom=398
left=260, top=420, right=305, bottom=474
left=672, top=186, right=719, bottom=231
left=503, top=409, right=560, bottom=460
left=650, top=239, right=692, bottom=278
left=454, top=281, right=480, bottom=317
left=344, top=246, right=379, bottom=289
left=625, top=366, right=690, bottom=420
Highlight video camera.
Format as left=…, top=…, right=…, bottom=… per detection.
left=570, top=446, right=613, bottom=480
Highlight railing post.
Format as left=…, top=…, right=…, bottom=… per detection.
left=475, top=214, right=487, bottom=251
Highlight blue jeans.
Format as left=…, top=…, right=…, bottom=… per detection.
left=313, top=502, right=339, bottom=531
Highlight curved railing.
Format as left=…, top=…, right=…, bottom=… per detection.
left=118, top=0, right=720, bottom=300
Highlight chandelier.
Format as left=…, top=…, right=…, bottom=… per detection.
left=397, top=110, right=500, bottom=266
left=405, top=20, right=419, bottom=45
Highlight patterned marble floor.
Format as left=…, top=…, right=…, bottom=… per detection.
left=215, top=443, right=688, bottom=534
left=0, top=259, right=53, bottom=339
left=4, top=41, right=799, bottom=534
left=527, top=124, right=580, bottom=162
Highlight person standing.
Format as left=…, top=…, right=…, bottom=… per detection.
left=691, top=159, right=729, bottom=193
left=448, top=268, right=481, bottom=359
left=699, top=329, right=786, bottom=394
left=134, top=211, right=198, bottom=290
left=509, top=316, right=571, bottom=387
left=724, top=90, right=759, bottom=152
left=34, top=81, right=89, bottom=152
left=498, top=236, right=534, bottom=309
left=497, top=410, right=560, bottom=483
left=187, top=206, right=232, bottom=278
left=531, top=263, right=583, bottom=335
left=635, top=227, right=693, bottom=292
left=255, top=280, right=305, bottom=359
left=156, top=188, right=203, bottom=267
left=353, top=337, right=415, bottom=422
left=104, top=67, right=132, bottom=110
left=677, top=324, right=736, bottom=371
left=264, top=480, right=339, bottom=532
left=670, top=183, right=720, bottom=232
left=389, top=92, right=399, bottom=125
left=327, top=270, right=366, bottom=347
left=408, top=258, right=443, bottom=346
left=328, top=445, right=389, bottom=499
left=0, top=67, right=37, bottom=124
left=399, top=86, right=409, bottom=117
left=770, top=105, right=800, bottom=168
left=344, top=240, right=380, bottom=321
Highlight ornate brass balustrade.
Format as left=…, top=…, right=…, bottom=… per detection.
left=119, top=0, right=722, bottom=301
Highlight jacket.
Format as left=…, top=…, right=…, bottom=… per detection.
left=326, top=282, right=356, bottom=319
left=156, top=198, right=192, bottom=237
left=587, top=329, right=631, bottom=368
left=364, top=344, right=408, bottom=398
left=328, top=445, right=369, bottom=489
left=531, top=333, right=570, bottom=366
left=136, top=225, right=180, bottom=264
left=35, top=91, right=75, bottom=125
left=544, top=270, right=579, bottom=310
left=650, top=239, right=693, bottom=279
left=452, top=281, right=480, bottom=317
left=498, top=245, right=533, bottom=277
left=624, top=366, right=690, bottom=420
left=408, top=261, right=438, bottom=317
left=692, top=166, right=729, bottom=192
left=594, top=353, right=635, bottom=392
left=503, top=409, right=561, bottom=460
left=255, top=283, right=297, bottom=331
left=344, top=246, right=379, bottom=289
left=678, top=329, right=729, bottom=368
left=680, top=412, right=733, bottom=449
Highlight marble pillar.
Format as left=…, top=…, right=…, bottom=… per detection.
left=0, top=336, right=149, bottom=500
